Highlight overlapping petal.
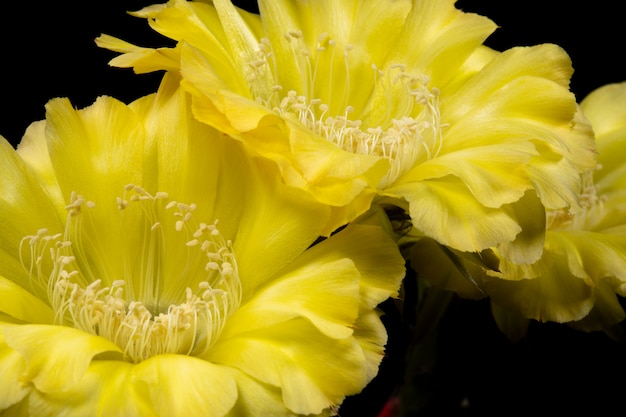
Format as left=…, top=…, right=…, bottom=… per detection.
left=97, top=0, right=596, bottom=257
left=415, top=82, right=626, bottom=331
left=0, top=72, right=404, bottom=415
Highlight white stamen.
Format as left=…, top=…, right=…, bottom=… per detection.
left=19, top=186, right=242, bottom=363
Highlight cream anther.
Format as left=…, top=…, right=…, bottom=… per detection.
left=19, top=185, right=242, bottom=363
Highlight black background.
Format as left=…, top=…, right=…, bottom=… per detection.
left=2, top=1, right=625, bottom=416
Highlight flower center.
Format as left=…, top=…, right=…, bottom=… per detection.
left=20, top=185, right=241, bottom=363
left=249, top=32, right=445, bottom=187
left=546, top=166, right=606, bottom=230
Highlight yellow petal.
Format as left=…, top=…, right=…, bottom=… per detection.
left=16, top=120, right=64, bottom=209
left=393, top=0, right=496, bottom=87
left=495, top=190, right=546, bottom=264
left=0, top=136, right=64, bottom=289
left=391, top=177, right=522, bottom=252
left=352, top=309, right=389, bottom=383
left=0, top=327, right=30, bottom=409
left=28, top=361, right=157, bottom=417
left=209, top=319, right=366, bottom=415
left=45, top=96, right=145, bottom=205
left=225, top=368, right=294, bottom=417
left=570, top=281, right=626, bottom=332
left=3, top=324, right=121, bottom=393
left=485, top=232, right=598, bottom=323
left=297, top=222, right=406, bottom=311
left=580, top=81, right=626, bottom=139
left=94, top=34, right=181, bottom=74
left=0, top=276, right=53, bottom=324
left=134, top=354, right=237, bottom=417
left=222, top=257, right=360, bottom=339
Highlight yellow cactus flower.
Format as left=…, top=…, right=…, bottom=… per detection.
left=487, top=82, right=626, bottom=329
left=411, top=83, right=626, bottom=331
left=0, top=75, right=405, bottom=416
left=97, top=0, right=596, bottom=257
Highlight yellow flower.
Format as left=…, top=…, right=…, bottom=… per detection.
left=411, top=83, right=626, bottom=332
left=0, top=75, right=405, bottom=416
left=97, top=0, right=596, bottom=256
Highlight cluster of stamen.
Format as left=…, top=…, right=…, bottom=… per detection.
left=249, top=31, right=446, bottom=187
left=546, top=166, right=606, bottom=230
left=20, top=185, right=241, bottom=363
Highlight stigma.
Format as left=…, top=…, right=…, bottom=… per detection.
left=20, top=185, right=241, bottom=363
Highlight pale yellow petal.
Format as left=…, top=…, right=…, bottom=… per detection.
left=0, top=328, right=30, bottom=409
left=580, top=81, right=626, bottom=139
left=293, top=222, right=406, bottom=311
left=221, top=257, right=360, bottom=339
left=209, top=319, right=366, bottom=415
left=134, top=354, right=237, bottom=417
left=16, top=120, right=64, bottom=209
left=95, top=34, right=181, bottom=74
left=225, top=368, right=296, bottom=417
left=0, top=276, right=53, bottom=324
left=0, top=137, right=64, bottom=288
left=353, top=309, right=389, bottom=383
left=390, top=177, right=522, bottom=252
left=45, top=96, right=145, bottom=204
left=3, top=324, right=121, bottom=393
left=393, top=0, right=497, bottom=88
left=28, top=361, right=157, bottom=417
left=495, top=190, right=546, bottom=264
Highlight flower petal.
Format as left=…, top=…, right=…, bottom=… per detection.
left=0, top=327, right=30, bottom=409
left=391, top=177, right=523, bottom=252
left=28, top=361, right=157, bottom=417
left=225, top=368, right=295, bottom=417
left=223, top=256, right=360, bottom=339
left=209, top=319, right=367, bottom=415
left=0, top=276, right=53, bottom=324
left=134, top=354, right=237, bottom=417
left=0, top=137, right=64, bottom=288
left=3, top=324, right=121, bottom=393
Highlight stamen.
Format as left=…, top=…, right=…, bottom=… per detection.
left=546, top=165, right=606, bottom=230
left=248, top=30, right=446, bottom=187
left=19, top=186, right=242, bottom=363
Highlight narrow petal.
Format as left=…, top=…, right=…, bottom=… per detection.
left=94, top=34, right=181, bottom=74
